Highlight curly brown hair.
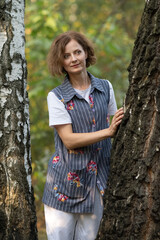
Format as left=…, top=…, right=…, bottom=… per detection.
left=47, top=31, right=96, bottom=76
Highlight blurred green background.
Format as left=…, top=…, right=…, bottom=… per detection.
left=25, top=0, right=145, bottom=238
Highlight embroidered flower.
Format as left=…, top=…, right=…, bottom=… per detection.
left=100, top=189, right=104, bottom=196
left=67, top=172, right=83, bottom=187
left=106, top=115, right=110, bottom=124
left=87, top=160, right=97, bottom=175
left=97, top=181, right=105, bottom=196
left=58, top=194, right=68, bottom=202
left=99, top=185, right=105, bottom=196
left=92, top=118, right=96, bottom=127
left=89, top=95, right=96, bottom=126
left=53, top=184, right=58, bottom=192
left=68, top=149, right=84, bottom=154
left=95, top=148, right=102, bottom=152
left=53, top=184, right=68, bottom=202
left=58, top=96, right=64, bottom=103
left=52, top=156, right=61, bottom=168
left=89, top=95, right=94, bottom=108
left=67, top=100, right=75, bottom=110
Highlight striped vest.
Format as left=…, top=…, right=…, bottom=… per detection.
left=42, top=72, right=111, bottom=213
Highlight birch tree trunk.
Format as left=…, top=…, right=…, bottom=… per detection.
left=98, top=0, right=160, bottom=239
left=0, top=0, right=38, bottom=239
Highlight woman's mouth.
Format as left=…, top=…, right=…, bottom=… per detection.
left=71, top=64, right=80, bottom=67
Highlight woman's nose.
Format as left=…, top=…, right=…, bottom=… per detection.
left=71, top=54, right=77, bottom=61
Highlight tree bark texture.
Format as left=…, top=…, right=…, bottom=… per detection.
left=98, top=0, right=160, bottom=239
left=0, top=1, right=38, bottom=239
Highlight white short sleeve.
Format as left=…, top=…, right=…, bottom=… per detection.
left=107, top=81, right=117, bottom=116
left=47, top=92, right=72, bottom=127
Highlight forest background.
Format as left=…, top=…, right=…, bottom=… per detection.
left=25, top=0, right=145, bottom=238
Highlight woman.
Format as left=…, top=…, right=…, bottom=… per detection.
left=42, top=31, right=124, bottom=240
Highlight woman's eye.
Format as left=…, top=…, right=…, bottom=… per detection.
left=77, top=50, right=81, bottom=54
left=64, top=54, right=69, bottom=59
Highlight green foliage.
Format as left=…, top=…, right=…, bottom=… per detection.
left=25, top=0, right=145, bottom=226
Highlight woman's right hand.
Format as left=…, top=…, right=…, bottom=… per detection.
left=108, top=107, right=124, bottom=137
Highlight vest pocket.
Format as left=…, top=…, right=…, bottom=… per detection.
left=57, top=166, right=87, bottom=198
left=46, top=152, right=87, bottom=198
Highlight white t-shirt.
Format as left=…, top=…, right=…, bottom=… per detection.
left=47, top=81, right=117, bottom=127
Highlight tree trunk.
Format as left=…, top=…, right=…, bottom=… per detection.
left=98, top=0, right=160, bottom=239
left=0, top=1, right=38, bottom=239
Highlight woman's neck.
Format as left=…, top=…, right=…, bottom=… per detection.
left=68, top=71, right=91, bottom=90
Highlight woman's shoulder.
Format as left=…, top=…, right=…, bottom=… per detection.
left=46, top=84, right=64, bottom=105
left=96, top=76, right=110, bottom=84
left=48, top=84, right=63, bottom=96
left=96, top=77, right=111, bottom=89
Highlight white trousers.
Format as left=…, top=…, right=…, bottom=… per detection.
left=44, top=188, right=103, bottom=240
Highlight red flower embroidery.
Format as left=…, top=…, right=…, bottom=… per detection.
left=87, top=160, right=97, bottom=175
left=58, top=194, right=68, bottom=202
left=52, top=156, right=60, bottom=168
left=89, top=95, right=94, bottom=108
left=67, top=100, right=75, bottom=110
left=53, top=184, right=68, bottom=202
left=67, top=172, right=83, bottom=187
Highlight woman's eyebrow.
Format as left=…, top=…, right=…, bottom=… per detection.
left=64, top=48, right=81, bottom=54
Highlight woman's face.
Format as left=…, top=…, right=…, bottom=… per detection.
left=62, top=39, right=87, bottom=75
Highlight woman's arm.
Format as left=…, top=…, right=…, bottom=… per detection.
left=55, top=108, right=124, bottom=150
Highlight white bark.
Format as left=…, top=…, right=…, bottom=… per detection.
left=0, top=0, right=37, bottom=238
left=0, top=0, right=32, bottom=191
left=0, top=31, right=7, bottom=55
